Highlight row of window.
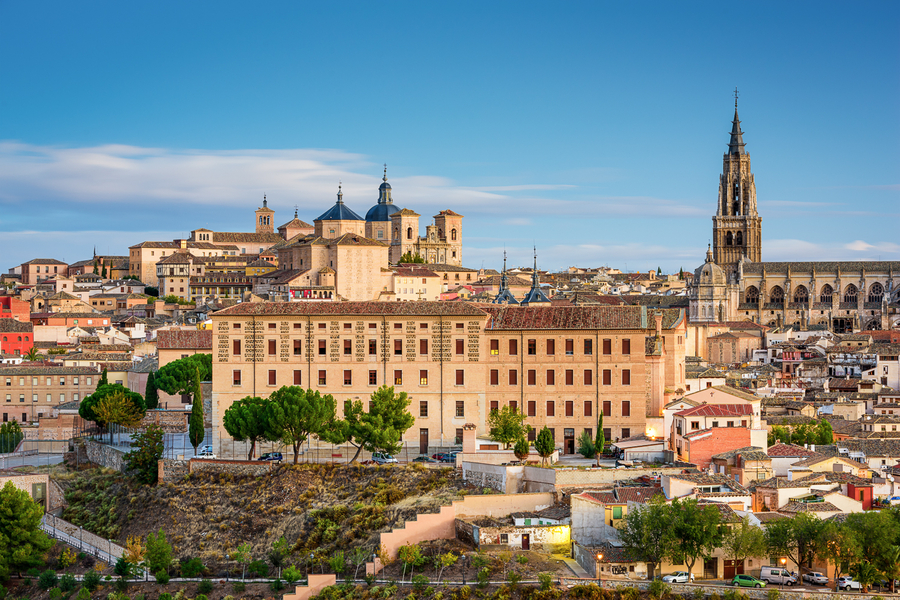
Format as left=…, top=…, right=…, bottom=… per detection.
left=489, top=399, right=629, bottom=418
left=492, top=338, right=631, bottom=356
left=491, top=368, right=631, bottom=386
left=5, top=376, right=91, bottom=386
left=233, top=321, right=466, bottom=331
left=5, top=393, right=78, bottom=403
left=240, top=368, right=462, bottom=388
left=1, top=336, right=30, bottom=342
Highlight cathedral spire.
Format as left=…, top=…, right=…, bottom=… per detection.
left=337, top=182, right=343, bottom=203
left=728, top=89, right=747, bottom=156
left=493, top=250, right=518, bottom=305
left=521, top=247, right=550, bottom=306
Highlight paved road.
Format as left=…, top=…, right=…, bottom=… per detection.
left=0, top=453, right=63, bottom=469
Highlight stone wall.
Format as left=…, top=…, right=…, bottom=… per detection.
left=83, top=440, right=127, bottom=471
left=462, top=462, right=524, bottom=494
left=138, top=409, right=188, bottom=433
left=188, top=458, right=273, bottom=477
left=158, top=459, right=189, bottom=483
left=520, top=465, right=686, bottom=491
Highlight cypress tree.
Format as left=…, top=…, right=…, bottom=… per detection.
left=98, top=368, right=108, bottom=388
left=594, top=410, right=605, bottom=467
left=145, top=372, right=159, bottom=410
left=189, top=366, right=205, bottom=454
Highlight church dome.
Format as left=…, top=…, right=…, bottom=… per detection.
left=315, top=185, right=364, bottom=222
left=694, top=248, right=727, bottom=286
left=365, top=202, right=399, bottom=222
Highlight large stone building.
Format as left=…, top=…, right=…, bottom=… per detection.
left=691, top=102, right=900, bottom=333
left=208, top=302, right=687, bottom=456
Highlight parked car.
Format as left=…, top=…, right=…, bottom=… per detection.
left=760, top=566, right=796, bottom=586
left=372, top=452, right=398, bottom=465
left=258, top=452, right=283, bottom=463
left=431, top=452, right=449, bottom=461
left=413, top=456, right=438, bottom=463
left=802, top=572, right=828, bottom=585
left=837, top=576, right=862, bottom=591
left=196, top=446, right=216, bottom=459
left=440, top=452, right=458, bottom=463
left=661, top=572, right=694, bottom=584
left=732, top=575, right=766, bottom=588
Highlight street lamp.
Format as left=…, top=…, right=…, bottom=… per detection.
left=596, top=552, right=603, bottom=585
left=780, top=557, right=787, bottom=590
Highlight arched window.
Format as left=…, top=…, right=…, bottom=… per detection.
left=869, top=283, right=884, bottom=303
left=2, top=336, right=6, bottom=342
left=451, top=229, right=457, bottom=241
left=732, top=182, right=740, bottom=215
left=843, top=284, right=858, bottom=304
left=866, top=319, right=882, bottom=331
left=735, top=231, right=743, bottom=246
left=820, top=284, right=833, bottom=303
left=407, top=227, right=412, bottom=240
left=769, top=286, right=785, bottom=305
left=726, top=232, right=733, bottom=246
left=793, top=285, right=809, bottom=304
left=745, top=286, right=759, bottom=304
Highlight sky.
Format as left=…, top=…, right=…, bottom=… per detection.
left=1, top=2, right=898, bottom=275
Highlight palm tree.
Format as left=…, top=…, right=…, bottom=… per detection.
left=850, top=561, right=882, bottom=593
left=23, top=347, right=40, bottom=362
left=881, top=546, right=900, bottom=594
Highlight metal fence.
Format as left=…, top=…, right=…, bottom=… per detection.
left=212, top=437, right=463, bottom=464
left=40, top=514, right=121, bottom=566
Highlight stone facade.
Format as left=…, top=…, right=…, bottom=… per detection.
left=83, top=439, right=127, bottom=471
left=1, top=366, right=100, bottom=424
left=158, top=458, right=189, bottom=483
left=188, top=458, right=273, bottom=477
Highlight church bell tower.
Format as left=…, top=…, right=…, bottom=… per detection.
left=713, top=91, right=762, bottom=278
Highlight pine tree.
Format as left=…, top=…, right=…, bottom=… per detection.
left=0, top=481, right=54, bottom=579
left=144, top=372, right=159, bottom=410
left=189, top=366, right=205, bottom=454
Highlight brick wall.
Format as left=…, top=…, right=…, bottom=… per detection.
left=686, top=428, right=752, bottom=470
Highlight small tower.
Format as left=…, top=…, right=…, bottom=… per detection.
left=493, top=251, right=519, bottom=305
left=520, top=247, right=550, bottom=306
left=434, top=209, right=463, bottom=266
left=712, top=90, right=762, bottom=277
left=389, top=208, right=421, bottom=263
left=365, top=165, right=400, bottom=242
left=256, top=195, right=275, bottom=234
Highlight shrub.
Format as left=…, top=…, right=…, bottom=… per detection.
left=765, top=591, right=780, bottom=600
left=648, top=579, right=671, bottom=600
left=248, top=559, right=269, bottom=578
left=115, top=577, right=130, bottom=593
left=270, top=579, right=285, bottom=591
left=49, top=588, right=62, bottom=600
left=516, top=555, right=528, bottom=565
left=233, top=582, right=247, bottom=593
left=413, top=574, right=429, bottom=593
left=507, top=572, right=522, bottom=586
left=59, top=573, right=77, bottom=593
left=159, top=594, right=173, bottom=600
left=471, top=555, right=490, bottom=570
left=538, top=573, right=553, bottom=591
left=196, top=596, right=208, bottom=600
left=114, top=557, right=131, bottom=577
left=476, top=568, right=490, bottom=588
left=198, top=579, right=213, bottom=594
left=27, top=567, right=42, bottom=578
left=39, top=569, right=59, bottom=590
left=77, top=588, right=92, bottom=600
left=616, top=587, right=639, bottom=600
left=180, top=557, right=205, bottom=578
left=59, top=548, right=78, bottom=568
left=155, top=570, right=170, bottom=584
left=83, top=570, right=101, bottom=592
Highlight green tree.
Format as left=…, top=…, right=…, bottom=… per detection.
left=657, top=267, right=662, bottom=276
left=268, top=536, right=290, bottom=579
left=188, top=366, right=204, bottom=454
left=124, top=425, right=164, bottom=484
left=265, top=386, right=343, bottom=464
left=328, top=551, right=346, bottom=576
left=819, top=520, right=860, bottom=591
left=678, top=267, right=684, bottom=280
left=0, top=421, right=24, bottom=453
left=576, top=430, right=595, bottom=459
left=94, top=391, right=146, bottom=443
left=337, top=385, right=414, bottom=462
left=23, top=347, right=40, bottom=362
left=436, top=552, right=458, bottom=583
left=101, top=265, right=107, bottom=279
left=765, top=512, right=826, bottom=576
left=845, top=510, right=899, bottom=568
left=722, top=516, right=767, bottom=574
left=78, top=383, right=145, bottom=430
left=154, top=354, right=212, bottom=401
left=512, top=436, right=530, bottom=461
left=230, top=543, right=252, bottom=580
left=815, top=419, right=833, bottom=444
left=594, top=410, right=606, bottom=467
left=144, top=372, right=159, bottom=410
left=92, top=260, right=98, bottom=275
left=850, top=561, right=882, bottom=593
left=98, top=368, right=109, bottom=387
left=144, top=286, right=159, bottom=297
left=397, top=543, right=425, bottom=581
left=399, top=252, right=425, bottom=264
left=0, top=480, right=54, bottom=580
left=223, top=397, right=269, bottom=460
left=619, top=496, right=675, bottom=579
left=487, top=405, right=528, bottom=449
left=668, top=498, right=723, bottom=580
left=534, top=426, right=555, bottom=466
left=881, top=545, right=900, bottom=594
left=145, top=529, right=173, bottom=575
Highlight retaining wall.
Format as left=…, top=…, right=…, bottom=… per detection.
left=188, top=458, right=274, bottom=477
left=158, top=459, right=189, bottom=482
left=283, top=574, right=337, bottom=600
left=83, top=440, right=128, bottom=471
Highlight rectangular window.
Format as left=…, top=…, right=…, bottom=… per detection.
left=394, top=339, right=402, bottom=355
left=46, top=377, right=51, bottom=385
left=622, top=339, right=631, bottom=354
left=233, top=370, right=241, bottom=385
left=344, top=339, right=352, bottom=355
left=546, top=370, right=555, bottom=385
left=565, top=370, right=574, bottom=385
left=268, top=339, right=276, bottom=355
left=527, top=370, right=536, bottom=385
left=603, top=369, right=611, bottom=385
left=509, top=401, right=517, bottom=412
left=420, top=370, right=428, bottom=385
left=420, top=339, right=428, bottom=355
left=527, top=339, right=536, bottom=355
left=565, top=339, right=574, bottom=355
left=622, top=369, right=631, bottom=385
left=622, top=428, right=631, bottom=439
left=566, top=401, right=574, bottom=417
left=320, top=323, right=327, bottom=329
left=546, top=401, right=555, bottom=417
left=369, top=339, right=377, bottom=355
left=622, top=401, right=631, bottom=417
left=456, top=339, right=464, bottom=355
left=584, top=369, right=593, bottom=385
left=455, top=370, right=464, bottom=385
left=369, top=370, right=377, bottom=385
left=233, top=322, right=241, bottom=329
left=584, top=401, right=592, bottom=417
left=490, top=370, right=499, bottom=385
left=603, top=339, right=611, bottom=355
left=527, top=400, right=536, bottom=417
left=490, top=339, right=499, bottom=355
left=420, top=401, right=428, bottom=417
left=455, top=428, right=463, bottom=445
left=509, top=369, right=518, bottom=385
left=74, top=377, right=79, bottom=385
left=295, top=323, right=302, bottom=329
left=234, top=339, right=242, bottom=355
left=293, top=370, right=302, bottom=385
left=509, top=339, right=518, bottom=355
left=268, top=370, right=276, bottom=386
left=612, top=506, right=623, bottom=519
left=584, top=339, right=593, bottom=355
left=456, top=401, right=464, bottom=418
left=318, top=370, right=326, bottom=385
left=393, top=323, right=401, bottom=329
left=603, top=400, right=611, bottom=416
left=343, top=370, right=352, bottom=385
left=319, top=340, right=327, bottom=355
left=547, top=339, right=555, bottom=355
left=394, top=370, right=402, bottom=385
left=294, top=340, right=302, bottom=356
left=490, top=400, right=499, bottom=413
left=528, top=428, right=536, bottom=442
left=344, top=323, right=351, bottom=330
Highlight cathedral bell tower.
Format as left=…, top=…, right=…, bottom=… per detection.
left=713, top=91, right=762, bottom=278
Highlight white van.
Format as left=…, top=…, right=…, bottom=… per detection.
left=760, top=566, right=797, bottom=586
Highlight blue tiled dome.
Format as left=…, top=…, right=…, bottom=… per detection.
left=365, top=202, right=399, bottom=222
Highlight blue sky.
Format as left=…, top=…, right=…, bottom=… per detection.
left=1, top=1, right=898, bottom=274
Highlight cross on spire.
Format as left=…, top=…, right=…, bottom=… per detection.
left=733, top=87, right=739, bottom=108
left=383, top=164, right=388, bottom=182
left=294, top=204, right=298, bottom=218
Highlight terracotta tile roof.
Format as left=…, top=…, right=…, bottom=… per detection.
left=396, top=266, right=439, bottom=278
left=667, top=473, right=749, bottom=493
left=482, top=305, right=683, bottom=331
left=708, top=331, right=759, bottom=339
left=0, top=319, right=33, bottom=332
left=676, top=404, right=753, bottom=418
left=215, top=301, right=487, bottom=317
left=211, top=232, right=285, bottom=244
left=712, top=446, right=766, bottom=460
left=614, top=486, right=664, bottom=503
left=436, top=209, right=463, bottom=217
left=578, top=491, right=617, bottom=504
left=779, top=500, right=840, bottom=513
left=751, top=474, right=830, bottom=489
left=790, top=454, right=868, bottom=469
left=767, top=443, right=817, bottom=458
left=157, top=252, right=194, bottom=265
left=156, top=329, right=213, bottom=350
left=696, top=501, right=741, bottom=522
left=0, top=365, right=99, bottom=375
left=753, top=511, right=789, bottom=524
left=392, top=208, right=420, bottom=217
left=22, top=258, right=68, bottom=265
